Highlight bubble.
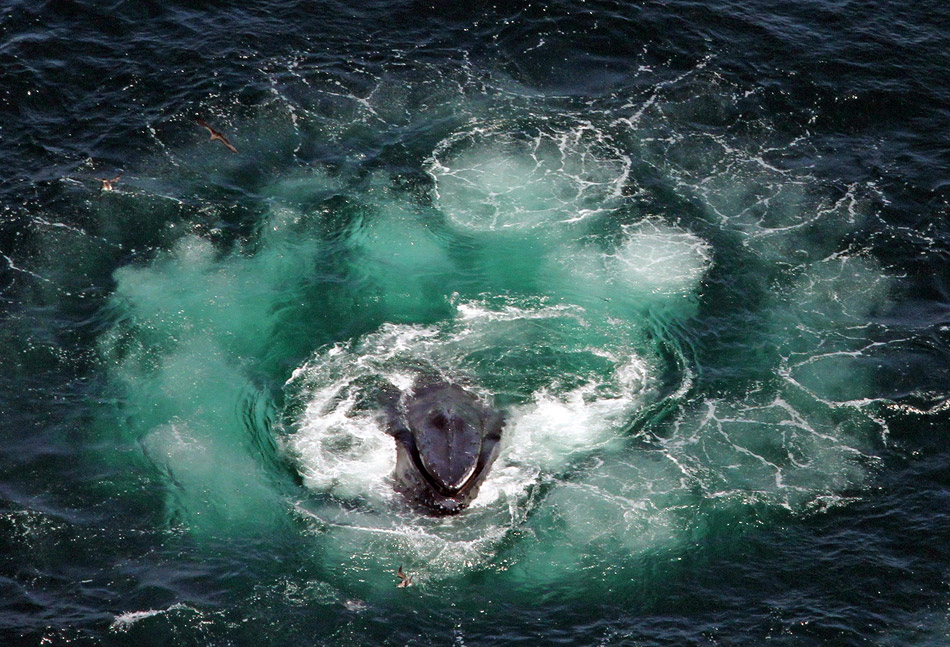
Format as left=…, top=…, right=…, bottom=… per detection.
left=428, top=124, right=630, bottom=231
left=609, top=220, right=712, bottom=297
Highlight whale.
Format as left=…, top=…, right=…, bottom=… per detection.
left=383, top=379, right=505, bottom=515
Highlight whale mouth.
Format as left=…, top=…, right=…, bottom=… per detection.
left=406, top=425, right=487, bottom=499
left=388, top=381, right=504, bottom=514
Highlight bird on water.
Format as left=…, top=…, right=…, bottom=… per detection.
left=396, top=566, right=413, bottom=588
left=97, top=174, right=121, bottom=191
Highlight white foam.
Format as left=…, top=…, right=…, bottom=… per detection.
left=471, top=356, right=650, bottom=514
left=286, top=325, right=444, bottom=502
left=290, top=378, right=397, bottom=501
left=427, top=124, right=630, bottom=231
left=284, top=298, right=657, bottom=572
left=110, top=604, right=196, bottom=632
left=608, top=220, right=712, bottom=296
left=501, top=355, right=649, bottom=470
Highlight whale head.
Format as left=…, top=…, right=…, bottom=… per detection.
left=386, top=380, right=504, bottom=515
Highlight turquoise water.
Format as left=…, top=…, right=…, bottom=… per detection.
left=1, top=1, right=948, bottom=644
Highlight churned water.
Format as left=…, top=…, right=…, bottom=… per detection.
left=1, top=1, right=948, bottom=645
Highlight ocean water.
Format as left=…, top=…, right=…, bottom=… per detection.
left=1, top=0, right=948, bottom=644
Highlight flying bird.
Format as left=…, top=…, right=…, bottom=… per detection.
left=396, top=566, right=413, bottom=588
left=97, top=174, right=121, bottom=191
left=196, top=118, right=238, bottom=154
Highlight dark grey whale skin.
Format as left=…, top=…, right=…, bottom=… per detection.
left=383, top=380, right=505, bottom=515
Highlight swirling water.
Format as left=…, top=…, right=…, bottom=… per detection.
left=1, top=1, right=948, bottom=644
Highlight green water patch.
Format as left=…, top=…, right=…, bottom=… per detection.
left=78, top=62, right=898, bottom=599
left=96, top=166, right=355, bottom=535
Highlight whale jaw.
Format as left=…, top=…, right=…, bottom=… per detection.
left=387, top=381, right=504, bottom=515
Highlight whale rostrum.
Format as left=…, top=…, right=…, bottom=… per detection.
left=384, top=379, right=504, bottom=514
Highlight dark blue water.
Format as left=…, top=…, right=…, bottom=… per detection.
left=1, top=1, right=949, bottom=645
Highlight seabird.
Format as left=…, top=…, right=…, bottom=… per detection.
left=396, top=566, right=413, bottom=588
left=196, top=118, right=238, bottom=154
left=97, top=174, right=121, bottom=191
